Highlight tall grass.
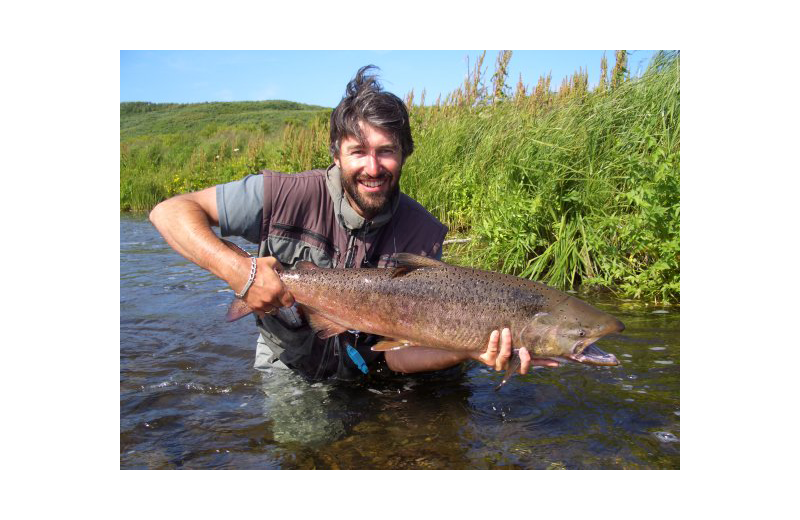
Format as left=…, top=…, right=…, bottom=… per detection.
left=120, top=51, right=680, bottom=303
left=402, top=51, right=680, bottom=303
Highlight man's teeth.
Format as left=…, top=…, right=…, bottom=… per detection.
left=360, top=179, right=384, bottom=188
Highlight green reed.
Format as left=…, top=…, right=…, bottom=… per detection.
left=402, top=51, right=679, bottom=302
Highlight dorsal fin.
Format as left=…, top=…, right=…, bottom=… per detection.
left=392, top=253, right=447, bottom=268
left=389, top=253, right=447, bottom=278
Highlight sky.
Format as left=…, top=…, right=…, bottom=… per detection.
left=120, top=50, right=659, bottom=108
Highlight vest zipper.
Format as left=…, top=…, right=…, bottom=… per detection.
left=344, top=221, right=372, bottom=268
left=344, top=230, right=358, bottom=268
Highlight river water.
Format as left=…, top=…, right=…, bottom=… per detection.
left=120, top=214, right=679, bottom=469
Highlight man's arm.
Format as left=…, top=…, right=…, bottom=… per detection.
left=149, top=187, right=294, bottom=313
left=384, top=328, right=559, bottom=374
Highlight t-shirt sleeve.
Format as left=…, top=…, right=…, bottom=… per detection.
left=216, top=174, right=264, bottom=244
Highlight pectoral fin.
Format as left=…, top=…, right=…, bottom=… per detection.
left=301, top=304, right=349, bottom=339
left=493, top=349, right=522, bottom=391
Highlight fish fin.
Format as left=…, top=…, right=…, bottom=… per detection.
left=220, top=240, right=256, bottom=322
left=389, top=253, right=447, bottom=278
left=300, top=304, right=349, bottom=339
left=226, top=298, right=254, bottom=322
left=493, top=349, right=522, bottom=391
left=392, top=253, right=447, bottom=268
left=295, top=260, right=319, bottom=270
left=371, top=339, right=414, bottom=351
left=391, top=267, right=415, bottom=278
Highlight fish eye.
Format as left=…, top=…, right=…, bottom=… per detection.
left=578, top=330, right=586, bottom=337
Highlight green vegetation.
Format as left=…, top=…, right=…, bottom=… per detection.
left=120, top=101, right=331, bottom=210
left=120, top=51, right=680, bottom=303
left=121, top=100, right=328, bottom=139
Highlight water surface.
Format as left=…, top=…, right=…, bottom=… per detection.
left=120, top=214, right=679, bottom=469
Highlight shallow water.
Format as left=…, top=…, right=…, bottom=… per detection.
left=120, top=214, right=679, bottom=469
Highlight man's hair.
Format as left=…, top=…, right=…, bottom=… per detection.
left=329, top=65, right=414, bottom=161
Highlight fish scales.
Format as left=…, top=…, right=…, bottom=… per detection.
left=283, top=265, right=558, bottom=353
left=220, top=240, right=624, bottom=374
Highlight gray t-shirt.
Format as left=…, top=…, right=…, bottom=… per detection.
left=216, top=174, right=264, bottom=244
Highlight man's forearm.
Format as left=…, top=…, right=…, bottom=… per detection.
left=149, top=195, right=248, bottom=291
left=384, top=347, right=472, bottom=373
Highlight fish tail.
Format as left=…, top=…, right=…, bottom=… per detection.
left=493, top=349, right=522, bottom=392
left=226, top=298, right=254, bottom=322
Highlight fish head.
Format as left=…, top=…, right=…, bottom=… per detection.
left=520, top=294, right=624, bottom=366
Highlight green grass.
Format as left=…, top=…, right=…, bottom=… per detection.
left=121, top=100, right=330, bottom=139
left=120, top=101, right=332, bottom=211
left=401, top=51, right=680, bottom=303
left=120, top=51, right=680, bottom=303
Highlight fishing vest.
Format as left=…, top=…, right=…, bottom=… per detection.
left=253, top=165, right=448, bottom=381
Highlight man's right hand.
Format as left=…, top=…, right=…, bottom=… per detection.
left=149, top=186, right=294, bottom=316
left=237, top=255, right=295, bottom=316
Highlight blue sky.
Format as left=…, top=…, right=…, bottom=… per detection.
left=120, top=50, right=658, bottom=108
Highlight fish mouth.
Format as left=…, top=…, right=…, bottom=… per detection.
left=565, top=317, right=624, bottom=366
left=567, top=343, right=620, bottom=366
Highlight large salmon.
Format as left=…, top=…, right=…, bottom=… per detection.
left=222, top=240, right=624, bottom=388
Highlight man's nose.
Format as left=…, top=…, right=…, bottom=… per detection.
left=364, top=153, right=379, bottom=176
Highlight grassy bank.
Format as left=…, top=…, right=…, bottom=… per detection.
left=120, top=51, right=679, bottom=303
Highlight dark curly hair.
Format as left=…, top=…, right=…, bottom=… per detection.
left=329, top=65, right=414, bottom=162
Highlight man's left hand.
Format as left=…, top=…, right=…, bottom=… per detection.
left=474, top=328, right=559, bottom=374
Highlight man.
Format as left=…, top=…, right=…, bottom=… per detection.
left=150, top=66, right=558, bottom=381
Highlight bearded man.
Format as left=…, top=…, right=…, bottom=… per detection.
left=150, top=66, right=556, bottom=381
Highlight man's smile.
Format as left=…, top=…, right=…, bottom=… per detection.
left=358, top=176, right=389, bottom=192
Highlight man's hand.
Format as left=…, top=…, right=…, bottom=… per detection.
left=149, top=187, right=294, bottom=316
left=474, top=328, right=559, bottom=374
left=239, top=256, right=295, bottom=316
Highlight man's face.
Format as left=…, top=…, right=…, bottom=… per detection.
left=334, top=122, right=403, bottom=220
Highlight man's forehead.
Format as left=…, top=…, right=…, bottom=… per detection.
left=340, top=124, right=398, bottom=149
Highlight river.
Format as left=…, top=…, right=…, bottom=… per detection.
left=120, top=214, right=679, bottom=469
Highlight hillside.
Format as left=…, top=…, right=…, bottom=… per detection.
left=120, top=100, right=331, bottom=140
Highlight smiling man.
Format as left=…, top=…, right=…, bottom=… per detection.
left=337, top=123, right=401, bottom=220
left=150, top=66, right=555, bottom=381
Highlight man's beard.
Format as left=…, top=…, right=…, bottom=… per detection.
left=341, top=170, right=400, bottom=220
